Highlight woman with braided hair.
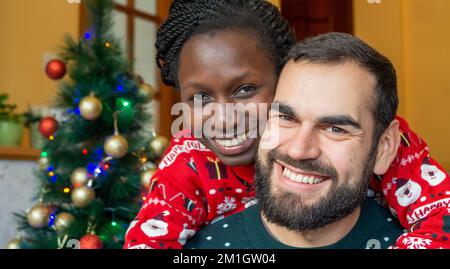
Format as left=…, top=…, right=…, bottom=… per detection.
left=124, top=0, right=450, bottom=249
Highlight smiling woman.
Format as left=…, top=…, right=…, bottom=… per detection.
left=177, top=30, right=276, bottom=166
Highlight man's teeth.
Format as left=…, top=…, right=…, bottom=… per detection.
left=216, top=132, right=248, bottom=148
left=282, top=167, right=325, bottom=185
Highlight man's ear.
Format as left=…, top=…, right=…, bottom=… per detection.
left=373, top=119, right=401, bottom=175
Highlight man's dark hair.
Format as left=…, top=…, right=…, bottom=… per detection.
left=285, top=32, right=398, bottom=141
left=156, top=0, right=296, bottom=88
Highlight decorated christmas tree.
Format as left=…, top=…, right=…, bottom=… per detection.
left=5, top=0, right=169, bottom=249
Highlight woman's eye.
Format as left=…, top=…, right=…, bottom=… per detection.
left=233, top=85, right=256, bottom=97
left=326, top=126, right=348, bottom=135
left=192, top=92, right=212, bottom=102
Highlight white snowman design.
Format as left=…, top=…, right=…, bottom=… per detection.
left=394, top=178, right=422, bottom=207
left=140, top=211, right=170, bottom=238
left=420, top=158, right=446, bottom=186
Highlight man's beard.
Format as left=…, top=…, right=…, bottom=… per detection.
left=255, top=146, right=377, bottom=233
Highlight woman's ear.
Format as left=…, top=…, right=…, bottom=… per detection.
left=373, top=119, right=401, bottom=175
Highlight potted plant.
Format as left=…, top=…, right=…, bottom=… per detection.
left=0, top=94, right=25, bottom=146
left=23, top=106, right=47, bottom=149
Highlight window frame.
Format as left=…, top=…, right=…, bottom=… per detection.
left=79, top=0, right=178, bottom=138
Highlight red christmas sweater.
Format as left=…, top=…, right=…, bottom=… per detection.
left=124, top=116, right=450, bottom=249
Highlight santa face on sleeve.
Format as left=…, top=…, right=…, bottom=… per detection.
left=140, top=218, right=169, bottom=238
left=394, top=178, right=422, bottom=207
left=420, top=159, right=446, bottom=186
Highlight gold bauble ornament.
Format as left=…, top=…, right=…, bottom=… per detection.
left=71, top=186, right=95, bottom=208
left=150, top=136, right=170, bottom=157
left=140, top=168, right=156, bottom=190
left=38, top=156, right=50, bottom=170
left=27, top=204, right=50, bottom=228
left=5, top=238, right=22, bottom=249
left=104, top=134, right=128, bottom=158
left=54, top=212, right=75, bottom=232
left=79, top=95, right=103, bottom=120
left=138, top=83, right=156, bottom=102
left=70, top=167, right=89, bottom=187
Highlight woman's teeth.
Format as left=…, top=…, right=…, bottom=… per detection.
left=215, top=132, right=248, bottom=148
left=283, top=167, right=325, bottom=185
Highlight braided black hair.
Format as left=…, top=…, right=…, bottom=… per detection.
left=156, top=0, right=296, bottom=88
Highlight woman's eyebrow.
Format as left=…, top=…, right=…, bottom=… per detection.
left=182, top=81, right=211, bottom=91
left=182, top=72, right=253, bottom=91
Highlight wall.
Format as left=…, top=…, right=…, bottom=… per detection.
left=354, top=0, right=450, bottom=170
left=268, top=0, right=281, bottom=8
left=0, top=0, right=79, bottom=113
left=0, top=160, right=38, bottom=248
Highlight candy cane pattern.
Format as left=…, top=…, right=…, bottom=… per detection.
left=158, top=183, right=167, bottom=200
left=169, top=192, right=186, bottom=202
left=194, top=207, right=204, bottom=222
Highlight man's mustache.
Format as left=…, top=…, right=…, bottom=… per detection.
left=267, top=149, right=338, bottom=179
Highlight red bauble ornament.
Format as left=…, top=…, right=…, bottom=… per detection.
left=79, top=234, right=103, bottom=249
left=38, top=117, right=59, bottom=138
left=45, top=59, right=66, bottom=80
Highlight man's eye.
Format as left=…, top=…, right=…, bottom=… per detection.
left=278, top=114, right=294, bottom=122
left=326, top=126, right=348, bottom=134
left=233, top=85, right=256, bottom=97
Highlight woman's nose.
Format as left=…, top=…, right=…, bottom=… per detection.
left=206, top=102, right=237, bottom=138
